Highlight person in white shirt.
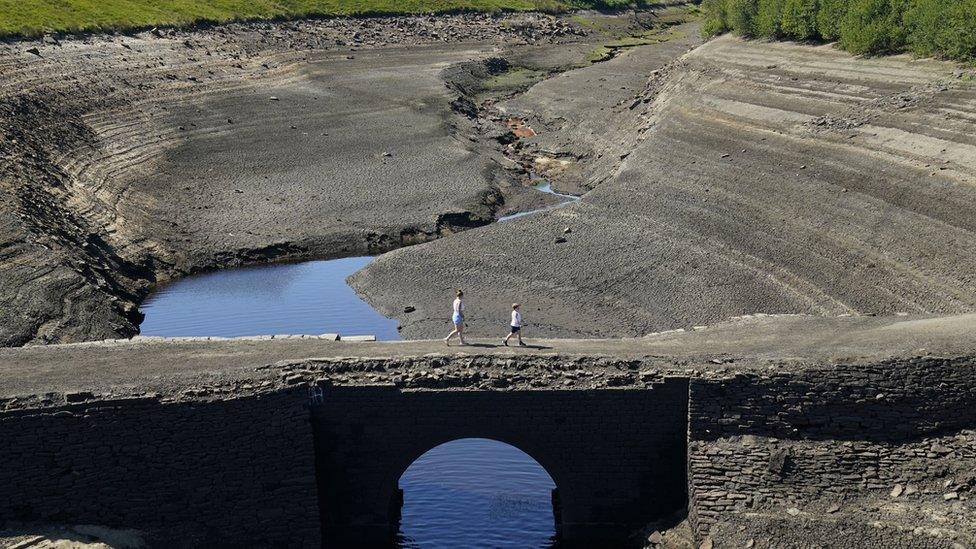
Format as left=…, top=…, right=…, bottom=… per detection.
left=444, top=289, right=466, bottom=346
left=503, top=303, right=525, bottom=346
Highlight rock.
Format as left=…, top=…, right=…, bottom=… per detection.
left=745, top=540, right=755, bottom=548
left=891, top=484, right=904, bottom=498
left=944, top=492, right=959, bottom=501
left=563, top=227, right=572, bottom=234
left=554, top=237, right=567, bottom=244
left=342, top=335, right=377, bottom=342
left=786, top=507, right=801, bottom=516
left=700, top=537, right=714, bottom=549
left=721, top=153, right=731, bottom=158
left=382, top=151, right=392, bottom=157
left=269, top=96, right=279, bottom=101
left=904, top=485, right=919, bottom=496
left=403, top=306, right=416, bottom=313
left=826, top=504, right=840, bottom=514
left=65, top=391, right=94, bottom=403
left=26, top=47, right=41, bottom=56
left=648, top=531, right=663, bottom=544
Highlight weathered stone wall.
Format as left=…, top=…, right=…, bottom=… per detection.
left=311, top=381, right=689, bottom=545
left=0, top=389, right=321, bottom=548
left=686, top=356, right=976, bottom=541
left=3, top=353, right=975, bottom=547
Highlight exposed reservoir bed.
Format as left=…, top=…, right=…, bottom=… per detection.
left=138, top=181, right=578, bottom=340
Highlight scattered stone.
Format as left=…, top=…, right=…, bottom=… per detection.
left=563, top=227, right=572, bottom=234
left=554, top=237, right=567, bottom=244
left=700, top=537, right=714, bottom=549
left=786, top=507, right=801, bottom=516
left=403, top=306, right=416, bottom=313
left=65, top=391, right=94, bottom=403
left=745, top=540, right=755, bottom=548
left=382, top=151, right=392, bottom=157
left=269, top=96, right=279, bottom=101
left=648, top=531, right=663, bottom=544
left=944, top=492, right=959, bottom=501
left=342, top=335, right=377, bottom=342
left=890, top=484, right=904, bottom=498
left=826, top=504, right=841, bottom=514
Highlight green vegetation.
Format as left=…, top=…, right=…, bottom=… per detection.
left=0, top=0, right=670, bottom=38
left=586, top=26, right=689, bottom=63
left=477, top=66, right=548, bottom=99
left=701, top=0, right=976, bottom=61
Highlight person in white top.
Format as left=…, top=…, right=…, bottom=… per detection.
left=444, top=289, right=466, bottom=346
left=503, top=303, right=525, bottom=347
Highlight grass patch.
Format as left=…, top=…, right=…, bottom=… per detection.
left=701, top=0, right=976, bottom=62
left=479, top=66, right=548, bottom=98
left=585, top=25, right=688, bottom=63
left=0, top=0, right=693, bottom=38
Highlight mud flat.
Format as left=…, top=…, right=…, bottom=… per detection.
left=352, top=33, right=976, bottom=340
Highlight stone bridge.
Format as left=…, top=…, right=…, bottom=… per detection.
left=313, top=383, right=688, bottom=543
left=1, top=314, right=975, bottom=547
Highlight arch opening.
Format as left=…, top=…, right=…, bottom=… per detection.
left=394, top=438, right=559, bottom=548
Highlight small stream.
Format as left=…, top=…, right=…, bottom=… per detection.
left=498, top=181, right=580, bottom=223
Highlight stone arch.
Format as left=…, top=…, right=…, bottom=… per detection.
left=311, top=382, right=689, bottom=545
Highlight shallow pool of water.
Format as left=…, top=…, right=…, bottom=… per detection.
left=397, top=438, right=558, bottom=548
left=139, top=256, right=400, bottom=340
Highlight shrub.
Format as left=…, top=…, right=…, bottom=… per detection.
left=780, top=0, right=819, bottom=40
left=754, top=0, right=786, bottom=38
left=816, top=0, right=849, bottom=41
left=939, top=0, right=976, bottom=60
left=701, top=0, right=731, bottom=37
left=839, top=0, right=909, bottom=54
left=702, top=0, right=973, bottom=61
left=728, top=0, right=760, bottom=36
left=904, top=0, right=944, bottom=56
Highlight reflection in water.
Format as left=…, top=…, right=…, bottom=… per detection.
left=139, top=256, right=400, bottom=339
left=397, top=438, right=557, bottom=548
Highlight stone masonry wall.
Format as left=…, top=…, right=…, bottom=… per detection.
left=311, top=382, right=689, bottom=544
left=686, top=356, right=976, bottom=541
left=0, top=388, right=321, bottom=548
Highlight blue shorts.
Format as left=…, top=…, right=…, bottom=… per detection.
left=452, top=313, right=463, bottom=326
left=510, top=325, right=521, bottom=333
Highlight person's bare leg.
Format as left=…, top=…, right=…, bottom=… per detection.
left=458, top=324, right=466, bottom=345
left=504, top=332, right=513, bottom=346
left=444, top=328, right=458, bottom=346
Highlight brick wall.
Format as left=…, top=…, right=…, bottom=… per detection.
left=0, top=389, right=321, bottom=548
